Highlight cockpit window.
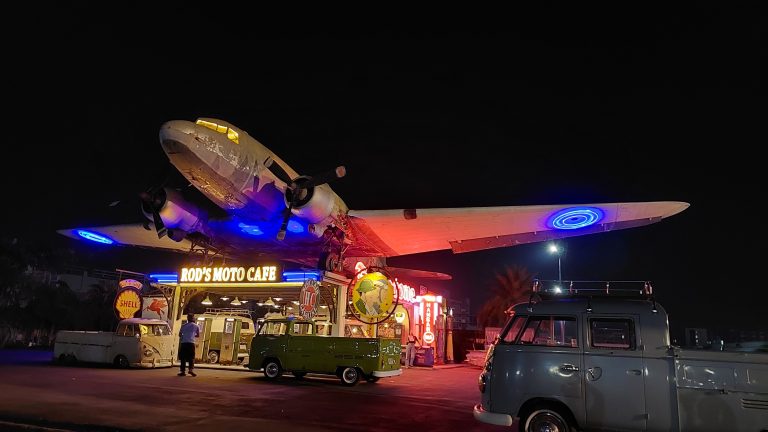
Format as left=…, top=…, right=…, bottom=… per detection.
left=227, top=128, right=239, bottom=144
left=195, top=119, right=240, bottom=145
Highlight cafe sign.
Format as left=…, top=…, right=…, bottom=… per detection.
left=180, top=265, right=278, bottom=283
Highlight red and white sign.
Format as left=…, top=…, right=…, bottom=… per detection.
left=423, top=331, right=435, bottom=344
left=299, top=279, right=320, bottom=319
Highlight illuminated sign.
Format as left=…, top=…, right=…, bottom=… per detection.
left=354, top=262, right=415, bottom=303
left=299, top=279, right=319, bottom=320
left=115, top=286, right=142, bottom=319
left=394, top=311, right=406, bottom=323
left=119, top=279, right=143, bottom=290
left=418, top=294, right=442, bottom=346
left=393, top=280, right=416, bottom=303
left=352, top=272, right=395, bottom=319
left=547, top=207, right=604, bottom=230
left=423, top=331, right=435, bottom=344
left=180, top=266, right=278, bottom=283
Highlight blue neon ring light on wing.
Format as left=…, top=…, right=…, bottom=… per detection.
left=76, top=230, right=115, bottom=244
left=547, top=207, right=604, bottom=230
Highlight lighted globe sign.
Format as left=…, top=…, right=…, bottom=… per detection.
left=352, top=272, right=395, bottom=320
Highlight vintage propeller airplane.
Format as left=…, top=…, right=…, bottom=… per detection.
left=58, top=118, right=688, bottom=279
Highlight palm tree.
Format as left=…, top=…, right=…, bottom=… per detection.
left=477, top=265, right=535, bottom=328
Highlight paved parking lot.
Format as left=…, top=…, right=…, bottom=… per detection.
left=0, top=349, right=508, bottom=431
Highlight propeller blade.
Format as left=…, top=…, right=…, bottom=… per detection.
left=307, top=166, right=346, bottom=188
left=277, top=203, right=293, bottom=241
left=139, top=188, right=168, bottom=239
left=263, top=157, right=294, bottom=185
left=152, top=210, right=167, bottom=239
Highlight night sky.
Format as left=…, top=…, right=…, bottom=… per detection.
left=2, top=6, right=766, bottom=338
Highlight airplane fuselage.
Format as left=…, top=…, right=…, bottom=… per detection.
left=159, top=119, right=349, bottom=251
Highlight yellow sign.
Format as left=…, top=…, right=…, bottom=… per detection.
left=180, top=266, right=278, bottom=283
left=115, top=288, right=142, bottom=319
left=352, top=272, right=395, bottom=319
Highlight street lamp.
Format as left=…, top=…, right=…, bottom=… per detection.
left=548, top=242, right=562, bottom=282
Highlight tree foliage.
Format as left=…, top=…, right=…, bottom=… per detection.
left=477, top=265, right=535, bottom=328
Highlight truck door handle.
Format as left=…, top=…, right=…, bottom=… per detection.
left=626, top=369, right=642, bottom=376
left=559, top=364, right=579, bottom=373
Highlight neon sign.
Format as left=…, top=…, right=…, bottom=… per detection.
left=180, top=266, right=278, bottom=283
left=547, top=207, right=604, bottom=230
left=77, top=230, right=114, bottom=244
left=418, top=295, right=442, bottom=346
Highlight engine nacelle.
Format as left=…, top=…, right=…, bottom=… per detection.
left=141, top=187, right=205, bottom=233
left=288, top=183, right=336, bottom=223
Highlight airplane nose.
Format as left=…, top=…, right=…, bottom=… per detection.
left=159, top=119, right=243, bottom=181
left=159, top=120, right=196, bottom=152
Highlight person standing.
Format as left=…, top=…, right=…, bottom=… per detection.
left=178, top=313, right=200, bottom=376
left=406, top=332, right=420, bottom=368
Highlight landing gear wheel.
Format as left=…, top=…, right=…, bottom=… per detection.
left=318, top=252, right=340, bottom=272
left=340, top=367, right=360, bottom=386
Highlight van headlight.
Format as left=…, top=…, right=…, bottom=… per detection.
left=144, top=349, right=153, bottom=357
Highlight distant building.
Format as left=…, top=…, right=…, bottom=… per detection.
left=447, top=297, right=477, bottom=330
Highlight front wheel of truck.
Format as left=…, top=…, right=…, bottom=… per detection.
left=340, top=367, right=360, bottom=386
left=520, top=404, right=575, bottom=432
left=113, top=355, right=129, bottom=369
left=263, top=359, right=283, bottom=379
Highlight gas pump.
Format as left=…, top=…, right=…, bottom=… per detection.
left=195, top=316, right=212, bottom=362
left=219, top=317, right=240, bottom=364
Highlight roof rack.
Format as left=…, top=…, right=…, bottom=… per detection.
left=528, top=279, right=658, bottom=313
left=532, top=279, right=653, bottom=297
left=203, top=308, right=253, bottom=318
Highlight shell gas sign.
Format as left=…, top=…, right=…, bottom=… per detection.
left=115, top=279, right=143, bottom=319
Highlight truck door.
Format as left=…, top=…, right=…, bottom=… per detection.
left=490, top=315, right=583, bottom=420
left=583, top=315, right=646, bottom=431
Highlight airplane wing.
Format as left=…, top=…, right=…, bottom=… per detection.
left=57, top=224, right=197, bottom=254
left=347, top=201, right=689, bottom=257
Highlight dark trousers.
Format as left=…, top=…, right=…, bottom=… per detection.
left=179, top=342, right=196, bottom=372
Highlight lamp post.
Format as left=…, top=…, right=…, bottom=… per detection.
left=548, top=243, right=562, bottom=282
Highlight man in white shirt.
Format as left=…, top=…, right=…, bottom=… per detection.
left=178, top=313, right=200, bottom=376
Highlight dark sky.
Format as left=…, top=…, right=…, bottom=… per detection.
left=2, top=6, right=766, bottom=336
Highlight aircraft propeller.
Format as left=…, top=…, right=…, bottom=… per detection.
left=263, top=156, right=346, bottom=241
left=139, top=186, right=168, bottom=239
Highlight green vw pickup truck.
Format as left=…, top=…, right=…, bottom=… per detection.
left=248, top=319, right=402, bottom=386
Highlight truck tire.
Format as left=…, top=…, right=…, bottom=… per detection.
left=113, top=355, right=130, bottom=369
left=263, top=359, right=283, bottom=379
left=520, top=404, right=575, bottom=432
left=207, top=350, right=219, bottom=364
left=340, top=367, right=360, bottom=386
